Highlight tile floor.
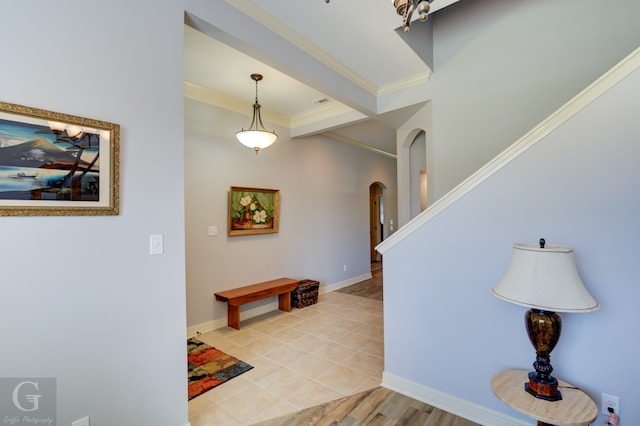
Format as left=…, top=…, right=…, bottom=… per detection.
left=188, top=291, right=384, bottom=426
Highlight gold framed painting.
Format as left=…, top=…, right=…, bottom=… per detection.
left=228, top=186, right=280, bottom=236
left=0, top=101, right=119, bottom=216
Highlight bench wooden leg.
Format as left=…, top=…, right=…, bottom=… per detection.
left=278, top=292, right=292, bottom=312
left=227, top=304, right=241, bottom=330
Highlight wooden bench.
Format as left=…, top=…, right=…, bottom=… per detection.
left=214, top=278, right=300, bottom=330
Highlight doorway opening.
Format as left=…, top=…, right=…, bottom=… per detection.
left=369, top=182, right=385, bottom=272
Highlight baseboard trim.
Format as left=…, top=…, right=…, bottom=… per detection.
left=381, top=372, right=530, bottom=426
left=187, top=273, right=373, bottom=337
left=187, top=301, right=279, bottom=338
left=320, top=273, right=372, bottom=294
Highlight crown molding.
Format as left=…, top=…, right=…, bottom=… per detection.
left=378, top=71, right=432, bottom=96
left=323, top=131, right=397, bottom=159
left=184, top=81, right=290, bottom=128
left=291, top=101, right=357, bottom=129
left=227, top=0, right=431, bottom=98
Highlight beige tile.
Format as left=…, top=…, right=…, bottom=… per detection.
left=351, top=375, right=382, bottom=394
left=315, top=364, right=370, bottom=395
left=335, top=331, right=375, bottom=351
left=188, top=390, right=217, bottom=412
left=340, top=351, right=384, bottom=376
left=193, top=333, right=239, bottom=352
left=286, top=353, right=338, bottom=379
left=309, top=324, right=351, bottom=342
left=270, top=313, right=306, bottom=327
left=307, top=310, right=341, bottom=323
left=226, top=328, right=267, bottom=346
left=247, top=399, right=299, bottom=424
left=290, top=309, right=323, bottom=321
left=294, top=319, right=329, bottom=335
left=289, top=334, right=332, bottom=353
left=264, top=344, right=309, bottom=366
left=217, top=384, right=281, bottom=424
left=270, top=327, right=308, bottom=342
left=351, top=323, right=384, bottom=340
left=328, top=317, right=364, bottom=331
left=241, top=335, right=287, bottom=354
left=285, top=381, right=343, bottom=410
left=311, top=341, right=356, bottom=360
left=189, top=404, right=242, bottom=426
left=361, top=339, right=384, bottom=358
left=241, top=312, right=280, bottom=327
left=248, top=319, right=288, bottom=335
left=224, top=345, right=262, bottom=363
left=201, top=327, right=239, bottom=338
left=199, top=374, right=252, bottom=403
left=242, top=356, right=284, bottom=383
left=255, top=367, right=312, bottom=399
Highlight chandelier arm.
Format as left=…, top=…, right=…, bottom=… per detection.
left=402, top=2, right=414, bottom=32
left=255, top=104, right=269, bottom=132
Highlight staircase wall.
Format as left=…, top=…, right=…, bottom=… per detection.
left=379, top=49, right=640, bottom=425
left=393, top=0, right=640, bottom=226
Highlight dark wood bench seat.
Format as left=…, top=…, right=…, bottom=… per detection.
left=214, top=278, right=300, bottom=330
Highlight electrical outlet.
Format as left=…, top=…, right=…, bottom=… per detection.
left=601, top=393, right=619, bottom=415
left=72, top=416, right=90, bottom=426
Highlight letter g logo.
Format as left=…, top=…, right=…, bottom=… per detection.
left=12, top=381, right=42, bottom=412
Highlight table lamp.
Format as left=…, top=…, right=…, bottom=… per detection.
left=492, top=238, right=599, bottom=401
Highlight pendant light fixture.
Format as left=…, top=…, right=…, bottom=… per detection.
left=235, top=73, right=277, bottom=154
left=392, top=0, right=433, bottom=32
left=324, top=0, right=433, bottom=32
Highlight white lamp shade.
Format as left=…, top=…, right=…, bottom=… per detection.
left=492, top=242, right=599, bottom=313
left=235, top=129, right=277, bottom=150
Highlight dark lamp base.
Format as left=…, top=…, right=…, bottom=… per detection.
left=525, top=371, right=562, bottom=401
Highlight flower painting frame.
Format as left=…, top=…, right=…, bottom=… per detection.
left=0, top=101, right=119, bottom=216
left=228, top=186, right=280, bottom=236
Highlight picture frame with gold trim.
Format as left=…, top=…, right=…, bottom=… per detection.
left=0, top=101, right=119, bottom=216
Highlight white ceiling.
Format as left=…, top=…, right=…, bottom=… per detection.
left=184, top=0, right=461, bottom=156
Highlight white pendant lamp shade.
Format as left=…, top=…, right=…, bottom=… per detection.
left=235, top=129, right=277, bottom=151
left=236, top=73, right=277, bottom=154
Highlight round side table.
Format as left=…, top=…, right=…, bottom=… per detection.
left=491, top=369, right=598, bottom=426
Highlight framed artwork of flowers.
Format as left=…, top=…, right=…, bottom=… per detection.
left=228, top=186, right=280, bottom=236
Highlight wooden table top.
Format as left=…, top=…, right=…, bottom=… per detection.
left=491, top=370, right=598, bottom=426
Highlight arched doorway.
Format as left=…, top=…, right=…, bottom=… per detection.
left=369, top=182, right=385, bottom=268
left=409, top=130, right=427, bottom=219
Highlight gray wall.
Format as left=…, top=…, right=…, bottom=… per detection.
left=185, top=98, right=398, bottom=328
left=384, top=43, right=640, bottom=426
left=0, top=2, right=187, bottom=426
left=426, top=0, right=640, bottom=200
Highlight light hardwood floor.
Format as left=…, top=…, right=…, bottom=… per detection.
left=251, top=386, right=480, bottom=426
left=335, top=272, right=382, bottom=301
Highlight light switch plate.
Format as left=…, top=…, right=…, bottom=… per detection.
left=150, top=234, right=164, bottom=255
left=72, top=416, right=90, bottom=426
